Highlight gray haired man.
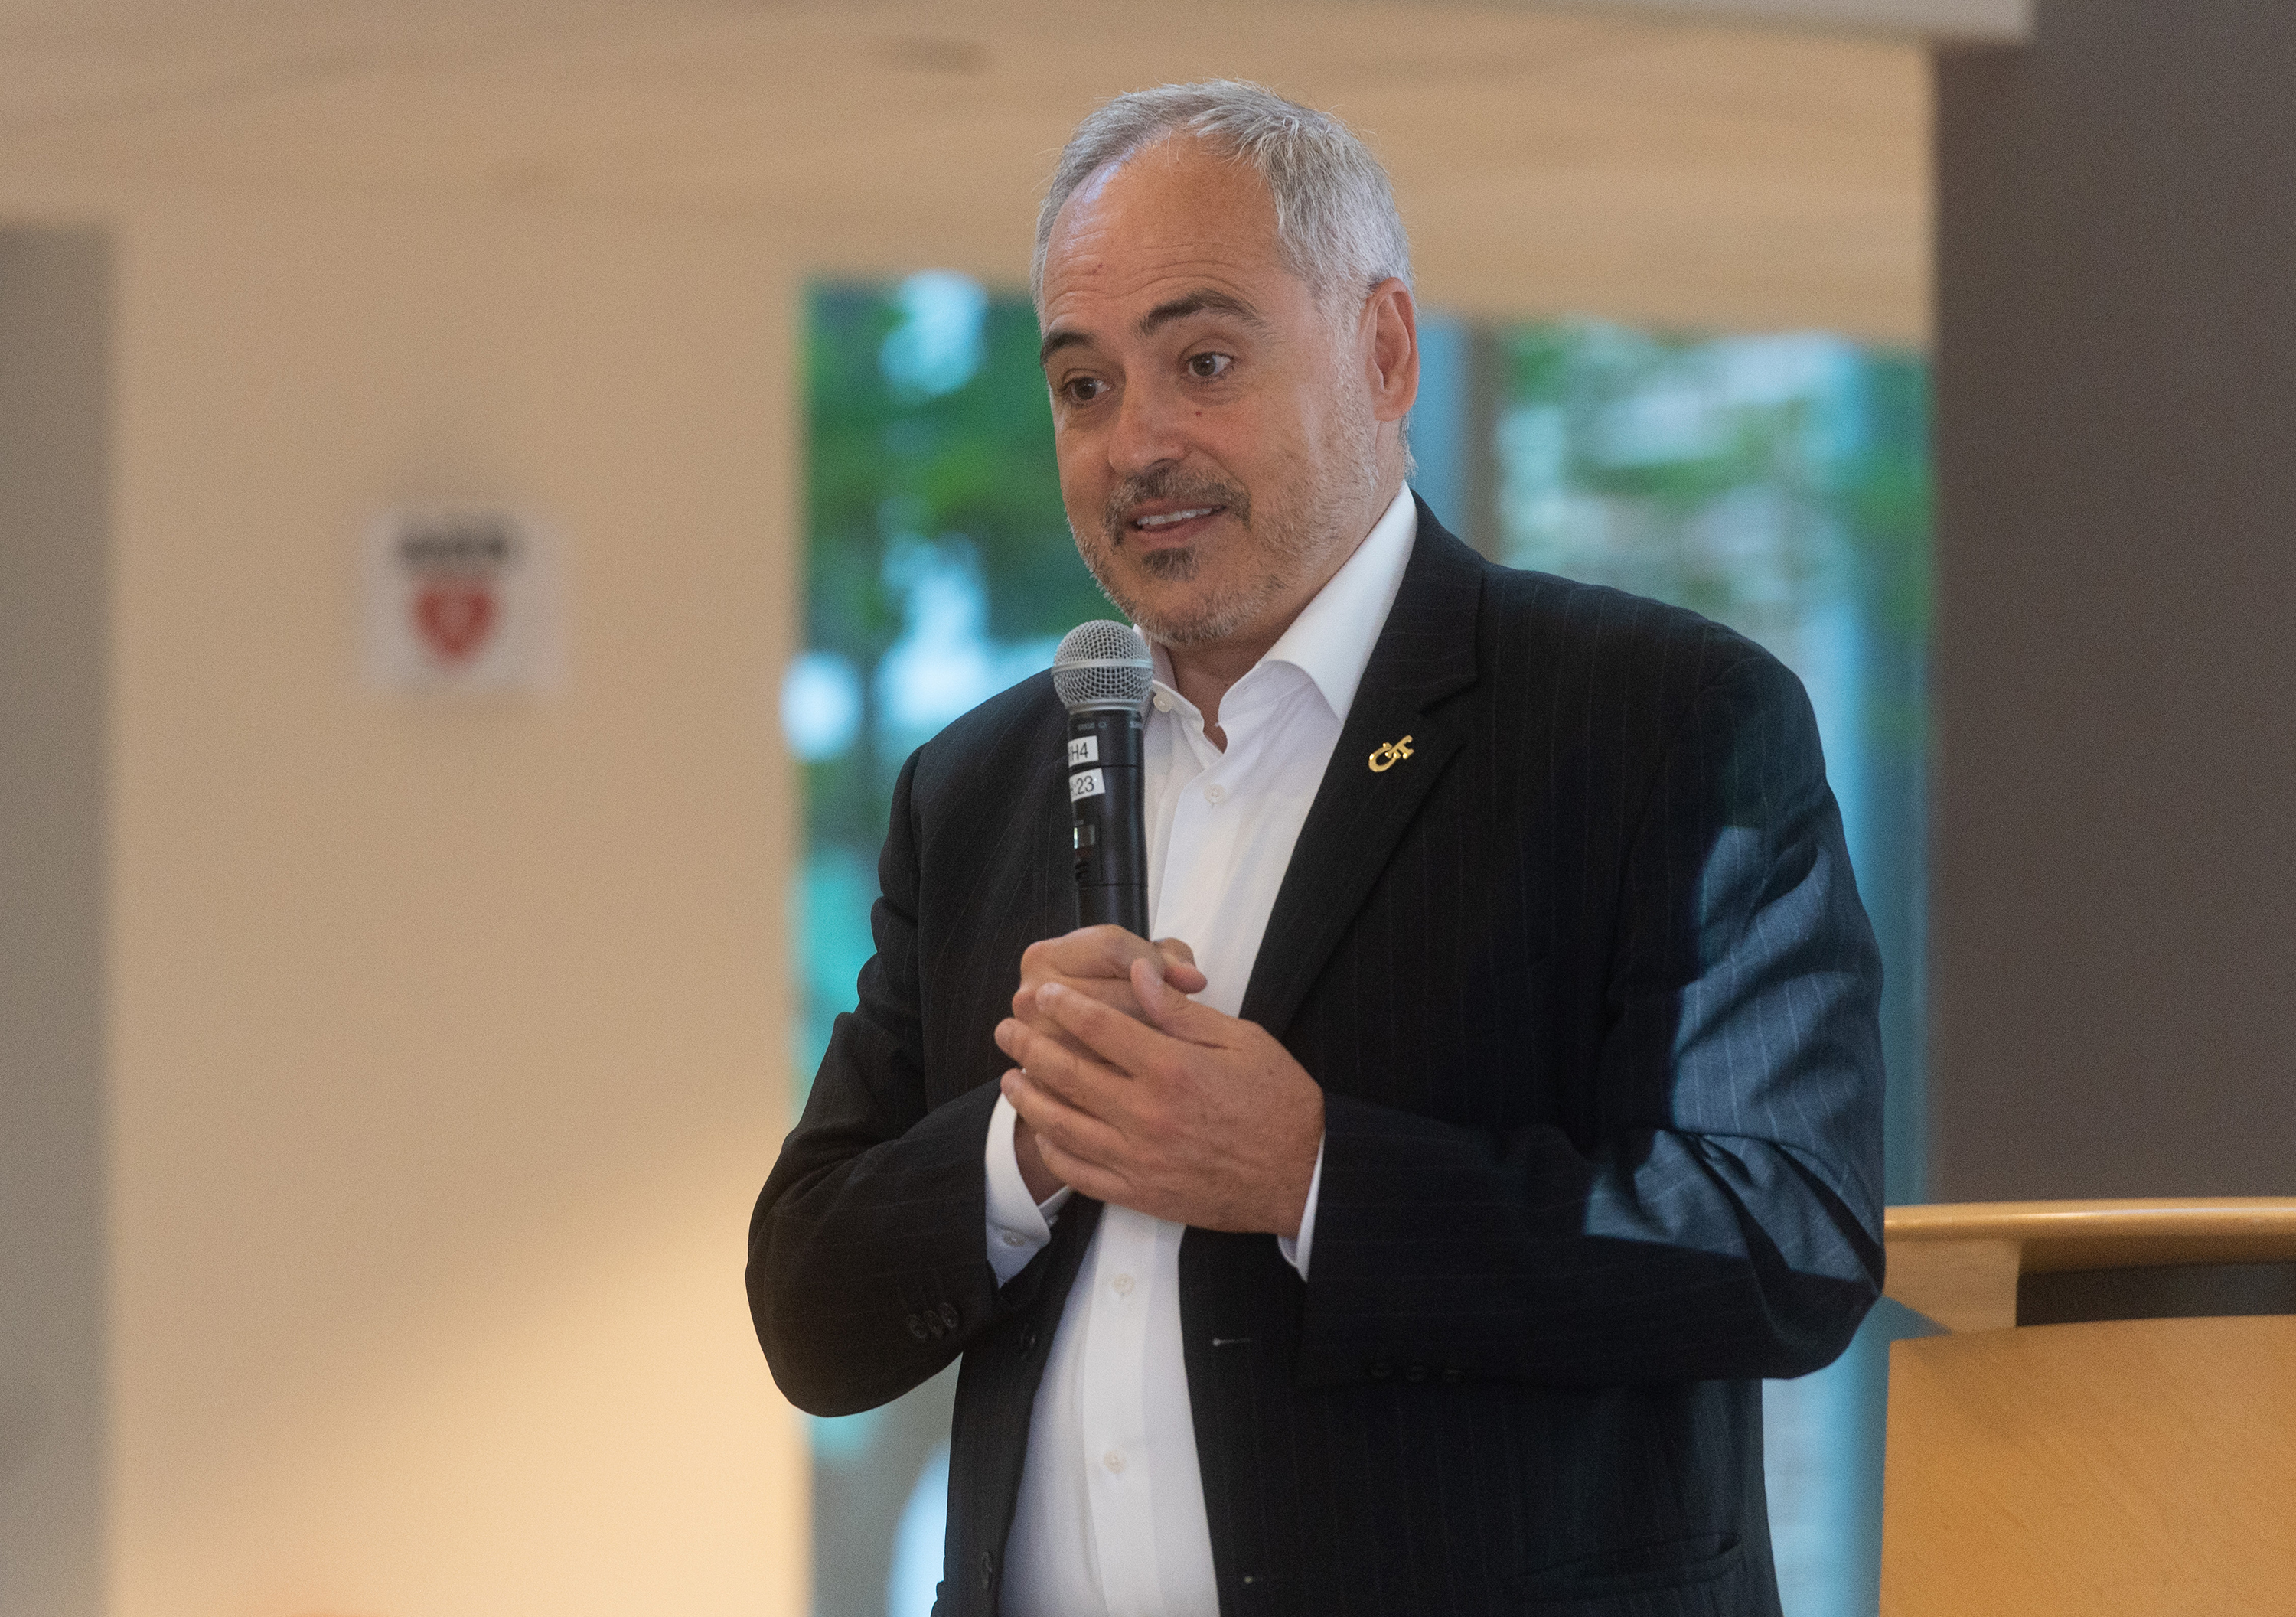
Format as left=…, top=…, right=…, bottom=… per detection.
left=752, top=80, right=1886, bottom=1617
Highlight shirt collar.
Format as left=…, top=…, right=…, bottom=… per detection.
left=1146, top=484, right=1418, bottom=725
left=1258, top=482, right=1418, bottom=722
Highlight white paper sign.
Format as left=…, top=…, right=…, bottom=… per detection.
left=364, top=509, right=561, bottom=693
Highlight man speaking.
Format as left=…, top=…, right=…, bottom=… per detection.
left=751, top=81, right=1884, bottom=1617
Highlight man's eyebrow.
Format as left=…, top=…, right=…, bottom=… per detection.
left=1140, top=289, right=1266, bottom=336
left=1038, top=289, right=1269, bottom=369
left=1039, top=327, right=1090, bottom=367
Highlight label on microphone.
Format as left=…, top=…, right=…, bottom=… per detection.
left=1068, top=768, right=1106, bottom=802
left=1067, top=735, right=1099, bottom=767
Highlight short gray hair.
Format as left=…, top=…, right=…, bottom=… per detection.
left=1032, top=80, right=1413, bottom=316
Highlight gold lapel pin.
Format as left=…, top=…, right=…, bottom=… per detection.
left=1368, top=735, right=1415, bottom=773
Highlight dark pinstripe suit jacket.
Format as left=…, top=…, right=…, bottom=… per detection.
left=751, top=503, right=1886, bottom=1616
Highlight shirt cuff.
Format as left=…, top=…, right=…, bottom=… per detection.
left=1277, top=1132, right=1326, bottom=1280
left=986, top=1092, right=1071, bottom=1286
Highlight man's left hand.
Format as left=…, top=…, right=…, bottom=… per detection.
left=995, top=959, right=1324, bottom=1237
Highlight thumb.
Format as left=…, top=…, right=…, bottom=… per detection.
left=1131, top=955, right=1224, bottom=1044
left=1153, top=937, right=1209, bottom=993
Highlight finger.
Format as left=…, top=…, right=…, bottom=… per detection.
left=998, top=1016, right=1129, bottom=1111
left=1032, top=979, right=1182, bottom=1077
left=1036, top=924, right=1164, bottom=982
left=1013, top=975, right=1137, bottom=1025
left=1010, top=976, right=1153, bottom=1064
left=1009, top=1004, right=1095, bottom=1062
left=1009, top=1084, right=1140, bottom=1206
left=997, top=1015, right=1078, bottom=1093
left=1002, top=1068, right=1134, bottom=1176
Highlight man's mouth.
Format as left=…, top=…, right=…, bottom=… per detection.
left=1128, top=505, right=1225, bottom=536
left=1136, top=507, right=1216, bottom=528
left=1101, top=475, right=1246, bottom=556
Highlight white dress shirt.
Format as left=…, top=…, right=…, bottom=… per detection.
left=981, top=485, right=1420, bottom=1617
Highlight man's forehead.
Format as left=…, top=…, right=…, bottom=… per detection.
left=1039, top=144, right=1298, bottom=340
left=1044, top=249, right=1261, bottom=318
left=1045, top=142, right=1278, bottom=277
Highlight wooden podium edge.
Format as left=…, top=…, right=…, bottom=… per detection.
left=1882, top=1198, right=2296, bottom=1330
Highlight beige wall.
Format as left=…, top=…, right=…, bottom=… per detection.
left=0, top=184, right=807, bottom=1615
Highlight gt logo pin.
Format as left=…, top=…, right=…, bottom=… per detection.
left=1368, top=735, right=1415, bottom=773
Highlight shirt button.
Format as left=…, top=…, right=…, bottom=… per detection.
left=1112, top=1273, right=1135, bottom=1296
left=1153, top=693, right=1173, bottom=712
left=1001, top=1229, right=1028, bottom=1247
left=1205, top=783, right=1226, bottom=804
left=1102, top=1449, right=1126, bottom=1473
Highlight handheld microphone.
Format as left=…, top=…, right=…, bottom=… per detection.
left=1052, top=621, right=1154, bottom=936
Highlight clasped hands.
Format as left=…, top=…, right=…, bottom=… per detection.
left=995, top=926, right=1324, bottom=1239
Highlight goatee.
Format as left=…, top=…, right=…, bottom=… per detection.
left=1075, top=468, right=1291, bottom=648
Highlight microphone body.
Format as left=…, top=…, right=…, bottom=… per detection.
left=1068, top=706, right=1149, bottom=934
left=1052, top=621, right=1155, bottom=937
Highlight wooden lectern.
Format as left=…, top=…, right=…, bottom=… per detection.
left=1879, top=1198, right=2296, bottom=1615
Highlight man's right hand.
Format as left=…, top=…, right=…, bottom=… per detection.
left=1008, top=926, right=1205, bottom=1202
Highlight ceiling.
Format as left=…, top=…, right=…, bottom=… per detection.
left=0, top=1, right=1937, bottom=341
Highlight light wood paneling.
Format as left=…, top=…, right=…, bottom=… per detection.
left=1883, top=1315, right=2296, bottom=1615
left=0, top=0, right=1932, bottom=341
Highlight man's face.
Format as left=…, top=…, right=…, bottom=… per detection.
left=1037, top=137, right=1397, bottom=650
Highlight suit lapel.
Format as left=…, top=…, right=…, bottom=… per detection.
left=1238, top=504, right=1485, bottom=1038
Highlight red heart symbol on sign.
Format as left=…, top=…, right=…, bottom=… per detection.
left=414, top=578, right=497, bottom=664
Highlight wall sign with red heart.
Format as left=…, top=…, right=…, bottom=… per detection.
left=363, top=508, right=561, bottom=693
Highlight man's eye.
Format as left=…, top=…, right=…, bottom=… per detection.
left=1187, top=353, right=1232, bottom=380
left=1063, top=377, right=1107, bottom=404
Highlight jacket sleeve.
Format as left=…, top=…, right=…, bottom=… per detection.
left=746, top=751, right=1049, bottom=1416
left=1296, top=650, right=1887, bottom=1388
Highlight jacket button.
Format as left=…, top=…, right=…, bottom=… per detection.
left=1442, top=1367, right=1463, bottom=1384
left=1404, top=1364, right=1429, bottom=1384
left=1368, top=1359, right=1393, bottom=1381
left=905, top=1313, right=928, bottom=1341
left=940, top=1302, right=961, bottom=1330
left=1021, top=1325, right=1040, bottom=1354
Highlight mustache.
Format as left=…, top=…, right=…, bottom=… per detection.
left=1099, top=469, right=1251, bottom=546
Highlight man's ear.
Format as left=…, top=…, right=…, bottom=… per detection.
left=1365, top=278, right=1419, bottom=425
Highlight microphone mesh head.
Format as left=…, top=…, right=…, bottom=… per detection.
left=1052, top=620, right=1153, bottom=712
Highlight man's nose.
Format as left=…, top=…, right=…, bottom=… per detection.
left=1107, top=378, right=1188, bottom=476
